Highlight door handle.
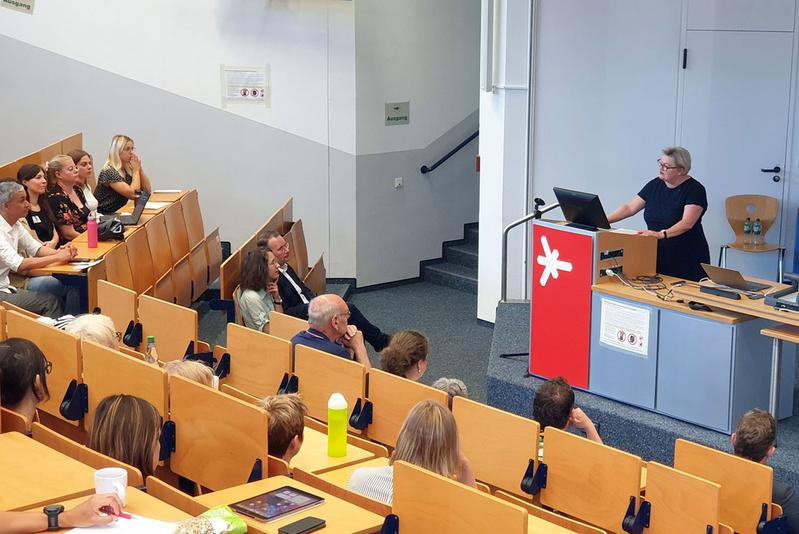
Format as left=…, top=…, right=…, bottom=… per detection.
left=761, top=166, right=781, bottom=173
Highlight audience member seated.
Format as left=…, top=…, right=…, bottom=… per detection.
left=261, top=230, right=390, bottom=351
left=432, top=377, right=469, bottom=403
left=0, top=493, right=123, bottom=533
left=732, top=409, right=799, bottom=531
left=347, top=399, right=475, bottom=505
left=87, top=394, right=161, bottom=479
left=95, top=135, right=152, bottom=215
left=16, top=164, right=59, bottom=249
left=0, top=338, right=50, bottom=432
left=379, top=330, right=428, bottom=380
left=46, top=155, right=89, bottom=243
left=533, top=377, right=602, bottom=459
left=64, top=313, right=118, bottom=349
left=292, top=294, right=372, bottom=371
left=163, top=360, right=214, bottom=387
left=257, top=393, right=308, bottom=465
left=68, top=149, right=99, bottom=213
left=0, top=180, right=76, bottom=317
left=236, top=249, right=283, bottom=332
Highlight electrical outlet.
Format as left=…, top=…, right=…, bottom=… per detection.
left=394, top=177, right=403, bottom=189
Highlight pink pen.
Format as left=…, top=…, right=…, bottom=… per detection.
left=100, top=505, right=132, bottom=519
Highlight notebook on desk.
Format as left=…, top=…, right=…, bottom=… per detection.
left=701, top=263, right=771, bottom=292
left=100, top=189, right=151, bottom=226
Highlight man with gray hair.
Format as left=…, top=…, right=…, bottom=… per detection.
left=291, top=294, right=371, bottom=370
left=0, top=179, right=76, bottom=317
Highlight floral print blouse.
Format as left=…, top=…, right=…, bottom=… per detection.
left=48, top=186, right=90, bottom=234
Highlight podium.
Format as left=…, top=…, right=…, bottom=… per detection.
left=530, top=220, right=656, bottom=387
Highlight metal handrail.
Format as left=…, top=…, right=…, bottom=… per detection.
left=420, top=130, right=479, bottom=174
left=501, top=199, right=559, bottom=301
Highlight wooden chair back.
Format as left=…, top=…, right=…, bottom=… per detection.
left=205, top=228, right=223, bottom=286
left=6, top=311, right=82, bottom=426
left=268, top=455, right=292, bottom=477
left=393, top=461, right=529, bottom=533
left=304, top=254, right=326, bottom=297
left=1, top=406, right=29, bottom=433
left=725, top=195, right=779, bottom=245
left=189, top=242, right=209, bottom=300
left=453, top=396, right=540, bottom=497
left=292, top=468, right=392, bottom=517
left=225, top=323, right=292, bottom=398
left=164, top=202, right=191, bottom=264
left=0, top=301, right=35, bottom=320
left=268, top=311, right=308, bottom=341
left=293, top=345, right=366, bottom=429
left=231, top=285, right=244, bottom=325
left=285, top=218, right=309, bottom=279
left=153, top=270, right=176, bottom=303
left=220, top=383, right=261, bottom=404
left=674, top=438, right=773, bottom=532
left=541, top=426, right=643, bottom=532
left=0, top=133, right=82, bottom=178
left=181, top=190, right=205, bottom=250
left=137, top=294, right=198, bottom=362
left=97, top=280, right=137, bottom=337
left=145, top=476, right=209, bottom=516
left=255, top=197, right=294, bottom=243
left=146, top=213, right=174, bottom=279
left=645, top=461, right=728, bottom=533
left=32, top=422, right=144, bottom=486
left=103, top=242, right=135, bottom=290
left=169, top=375, right=269, bottom=491
left=81, top=340, right=168, bottom=429
left=366, top=369, right=449, bottom=448
left=125, top=227, right=156, bottom=294
left=495, top=490, right=607, bottom=534
left=173, top=254, right=194, bottom=307
left=219, top=250, right=241, bottom=301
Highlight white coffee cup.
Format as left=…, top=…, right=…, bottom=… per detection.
left=94, top=467, right=127, bottom=505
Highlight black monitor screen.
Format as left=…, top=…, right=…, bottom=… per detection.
left=552, top=187, right=610, bottom=230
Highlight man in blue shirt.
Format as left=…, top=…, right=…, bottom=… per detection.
left=291, top=294, right=372, bottom=371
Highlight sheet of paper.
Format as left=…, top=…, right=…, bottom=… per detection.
left=69, top=260, right=102, bottom=271
left=66, top=514, right=179, bottom=533
left=145, top=201, right=171, bottom=209
left=599, top=297, right=650, bottom=356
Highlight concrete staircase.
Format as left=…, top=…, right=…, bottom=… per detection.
left=420, top=222, right=478, bottom=294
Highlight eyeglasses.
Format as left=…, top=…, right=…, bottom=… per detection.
left=44, top=358, right=52, bottom=375
left=657, top=159, right=679, bottom=171
left=335, top=312, right=351, bottom=320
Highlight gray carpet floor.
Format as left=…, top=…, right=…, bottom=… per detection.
left=196, top=281, right=494, bottom=402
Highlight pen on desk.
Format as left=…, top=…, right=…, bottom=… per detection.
left=100, top=505, right=132, bottom=519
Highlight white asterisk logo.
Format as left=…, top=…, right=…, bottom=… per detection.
left=536, top=235, right=573, bottom=286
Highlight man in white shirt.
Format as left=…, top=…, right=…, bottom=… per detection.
left=0, top=180, right=76, bottom=317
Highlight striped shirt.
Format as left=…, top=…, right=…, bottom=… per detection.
left=347, top=465, right=394, bottom=505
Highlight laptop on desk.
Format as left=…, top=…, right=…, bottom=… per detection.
left=700, top=263, right=772, bottom=292
left=100, top=189, right=151, bottom=226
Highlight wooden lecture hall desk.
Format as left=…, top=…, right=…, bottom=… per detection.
left=673, top=277, right=796, bottom=417
left=195, top=476, right=384, bottom=534
left=0, top=432, right=96, bottom=511
left=291, top=427, right=376, bottom=475
left=28, top=487, right=192, bottom=532
left=315, top=457, right=390, bottom=490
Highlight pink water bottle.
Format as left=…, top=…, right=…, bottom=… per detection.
left=87, top=211, right=98, bottom=248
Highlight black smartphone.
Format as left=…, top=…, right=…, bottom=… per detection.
left=278, top=516, right=326, bottom=534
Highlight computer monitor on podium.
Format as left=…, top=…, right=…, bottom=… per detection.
left=553, top=187, right=611, bottom=231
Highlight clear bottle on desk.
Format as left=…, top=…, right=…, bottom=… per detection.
left=145, top=336, right=159, bottom=365
left=743, top=217, right=752, bottom=247
left=752, top=218, right=763, bottom=247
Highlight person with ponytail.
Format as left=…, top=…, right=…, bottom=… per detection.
left=95, top=135, right=151, bottom=215
left=379, top=330, right=429, bottom=381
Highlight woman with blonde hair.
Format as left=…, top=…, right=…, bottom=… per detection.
left=379, top=330, right=428, bottom=381
left=347, top=399, right=475, bottom=504
left=64, top=314, right=118, bottom=349
left=68, top=149, right=99, bottom=213
left=163, top=360, right=214, bottom=387
left=95, top=135, right=152, bottom=215
left=87, top=394, right=161, bottom=478
left=46, top=155, right=90, bottom=242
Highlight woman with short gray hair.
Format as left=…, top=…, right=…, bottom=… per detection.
left=607, top=146, right=710, bottom=281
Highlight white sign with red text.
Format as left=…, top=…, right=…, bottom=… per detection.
left=599, top=298, right=649, bottom=357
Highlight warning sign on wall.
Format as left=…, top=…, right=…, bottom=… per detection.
left=221, top=65, right=270, bottom=108
left=599, top=298, right=650, bottom=357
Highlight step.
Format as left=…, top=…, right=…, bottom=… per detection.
left=421, top=261, right=477, bottom=294
left=465, top=225, right=479, bottom=244
left=445, top=242, right=478, bottom=269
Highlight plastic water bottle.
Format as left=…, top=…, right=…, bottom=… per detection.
left=743, top=217, right=752, bottom=247
left=145, top=336, right=159, bottom=365
left=327, top=393, right=348, bottom=458
left=87, top=211, right=98, bottom=249
left=753, top=218, right=763, bottom=247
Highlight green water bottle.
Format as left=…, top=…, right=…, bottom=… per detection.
left=327, top=393, right=348, bottom=458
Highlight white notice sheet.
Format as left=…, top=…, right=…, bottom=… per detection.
left=599, top=298, right=650, bottom=356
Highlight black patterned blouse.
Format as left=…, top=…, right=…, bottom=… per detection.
left=48, top=186, right=90, bottom=234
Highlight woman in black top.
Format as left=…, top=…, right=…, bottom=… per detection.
left=46, top=155, right=90, bottom=243
left=607, top=146, right=710, bottom=281
left=95, top=134, right=151, bottom=214
left=16, top=164, right=59, bottom=248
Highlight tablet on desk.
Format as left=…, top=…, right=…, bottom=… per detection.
left=230, top=486, right=324, bottom=522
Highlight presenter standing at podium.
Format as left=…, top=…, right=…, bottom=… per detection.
left=607, top=147, right=710, bottom=281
